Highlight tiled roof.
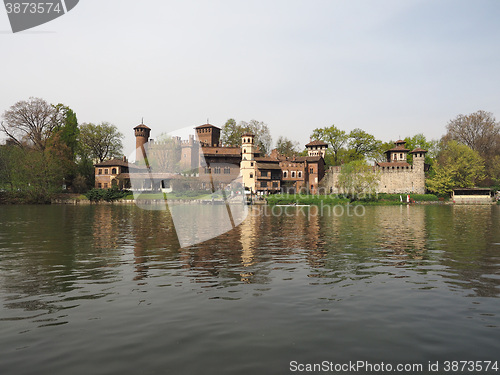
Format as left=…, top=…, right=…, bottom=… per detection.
left=410, top=148, right=427, bottom=153
left=195, top=123, right=220, bottom=130
left=134, top=124, right=150, bottom=130
left=95, top=159, right=130, bottom=167
left=257, top=162, right=282, bottom=170
left=255, top=156, right=279, bottom=162
left=294, top=156, right=324, bottom=163
left=305, top=140, right=328, bottom=147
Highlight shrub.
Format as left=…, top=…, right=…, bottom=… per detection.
left=85, top=187, right=130, bottom=202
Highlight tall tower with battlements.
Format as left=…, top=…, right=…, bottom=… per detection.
left=195, top=124, right=221, bottom=146
left=134, top=123, right=151, bottom=162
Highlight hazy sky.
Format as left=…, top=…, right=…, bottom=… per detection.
left=1, top=0, right=500, bottom=154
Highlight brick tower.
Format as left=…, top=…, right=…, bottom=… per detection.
left=134, top=122, right=151, bottom=162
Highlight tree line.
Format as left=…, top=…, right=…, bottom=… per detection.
left=0, top=97, right=124, bottom=202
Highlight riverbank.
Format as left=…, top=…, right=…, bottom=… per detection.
left=2, top=191, right=496, bottom=206
left=265, top=193, right=448, bottom=206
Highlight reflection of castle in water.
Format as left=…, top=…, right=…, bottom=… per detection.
left=86, top=204, right=500, bottom=298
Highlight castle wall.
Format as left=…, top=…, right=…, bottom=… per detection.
left=321, top=162, right=426, bottom=195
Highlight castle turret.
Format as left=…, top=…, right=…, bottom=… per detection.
left=305, top=140, right=328, bottom=158
left=410, top=148, right=427, bottom=172
left=241, top=133, right=256, bottom=192
left=385, top=140, right=410, bottom=162
left=134, top=123, right=151, bottom=162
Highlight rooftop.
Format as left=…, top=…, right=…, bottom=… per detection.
left=305, top=140, right=328, bottom=147
left=134, top=124, right=150, bottom=130
left=195, top=123, right=221, bottom=130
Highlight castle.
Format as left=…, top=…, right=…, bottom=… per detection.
left=321, top=140, right=428, bottom=194
left=94, top=123, right=427, bottom=195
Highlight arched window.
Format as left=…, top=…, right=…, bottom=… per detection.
left=111, top=168, right=117, bottom=174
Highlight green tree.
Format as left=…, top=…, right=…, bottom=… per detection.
left=403, top=133, right=439, bottom=165
left=79, top=122, right=124, bottom=162
left=426, top=141, right=485, bottom=195
left=220, top=118, right=240, bottom=147
left=311, top=125, right=348, bottom=165
left=0, top=144, right=14, bottom=189
left=275, top=136, right=299, bottom=157
left=336, top=160, right=380, bottom=200
left=348, top=128, right=382, bottom=161
left=53, top=104, right=79, bottom=160
left=220, top=118, right=272, bottom=155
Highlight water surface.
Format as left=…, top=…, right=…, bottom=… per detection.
left=1, top=204, right=499, bottom=374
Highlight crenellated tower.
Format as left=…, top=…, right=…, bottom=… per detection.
left=134, top=123, right=151, bottom=163
left=410, top=148, right=427, bottom=172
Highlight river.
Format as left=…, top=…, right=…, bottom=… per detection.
left=0, top=204, right=499, bottom=374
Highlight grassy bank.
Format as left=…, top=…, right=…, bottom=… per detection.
left=266, top=194, right=350, bottom=206
left=123, top=190, right=223, bottom=201
left=266, top=193, right=441, bottom=206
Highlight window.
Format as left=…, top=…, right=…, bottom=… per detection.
left=214, top=167, right=221, bottom=174
left=309, top=167, right=314, bottom=174
left=205, top=167, right=210, bottom=174
left=272, top=182, right=279, bottom=188
left=97, top=183, right=102, bottom=188
left=251, top=162, right=254, bottom=167
left=298, top=171, right=302, bottom=178
left=400, top=153, right=403, bottom=159
left=250, top=173, right=253, bottom=178
left=260, top=181, right=267, bottom=188
left=98, top=169, right=102, bottom=175
left=291, top=171, right=296, bottom=178
left=283, top=171, right=288, bottom=178
left=243, top=149, right=246, bottom=154
left=111, top=168, right=117, bottom=175
left=104, top=183, right=108, bottom=188
left=224, top=167, right=230, bottom=174
left=261, top=171, right=269, bottom=177
left=104, top=169, right=109, bottom=174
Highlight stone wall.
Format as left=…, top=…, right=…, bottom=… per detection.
left=321, top=164, right=426, bottom=194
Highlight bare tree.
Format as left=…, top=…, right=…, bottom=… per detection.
left=1, top=97, right=57, bottom=150
left=275, top=136, right=299, bottom=157
left=445, top=110, right=500, bottom=157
